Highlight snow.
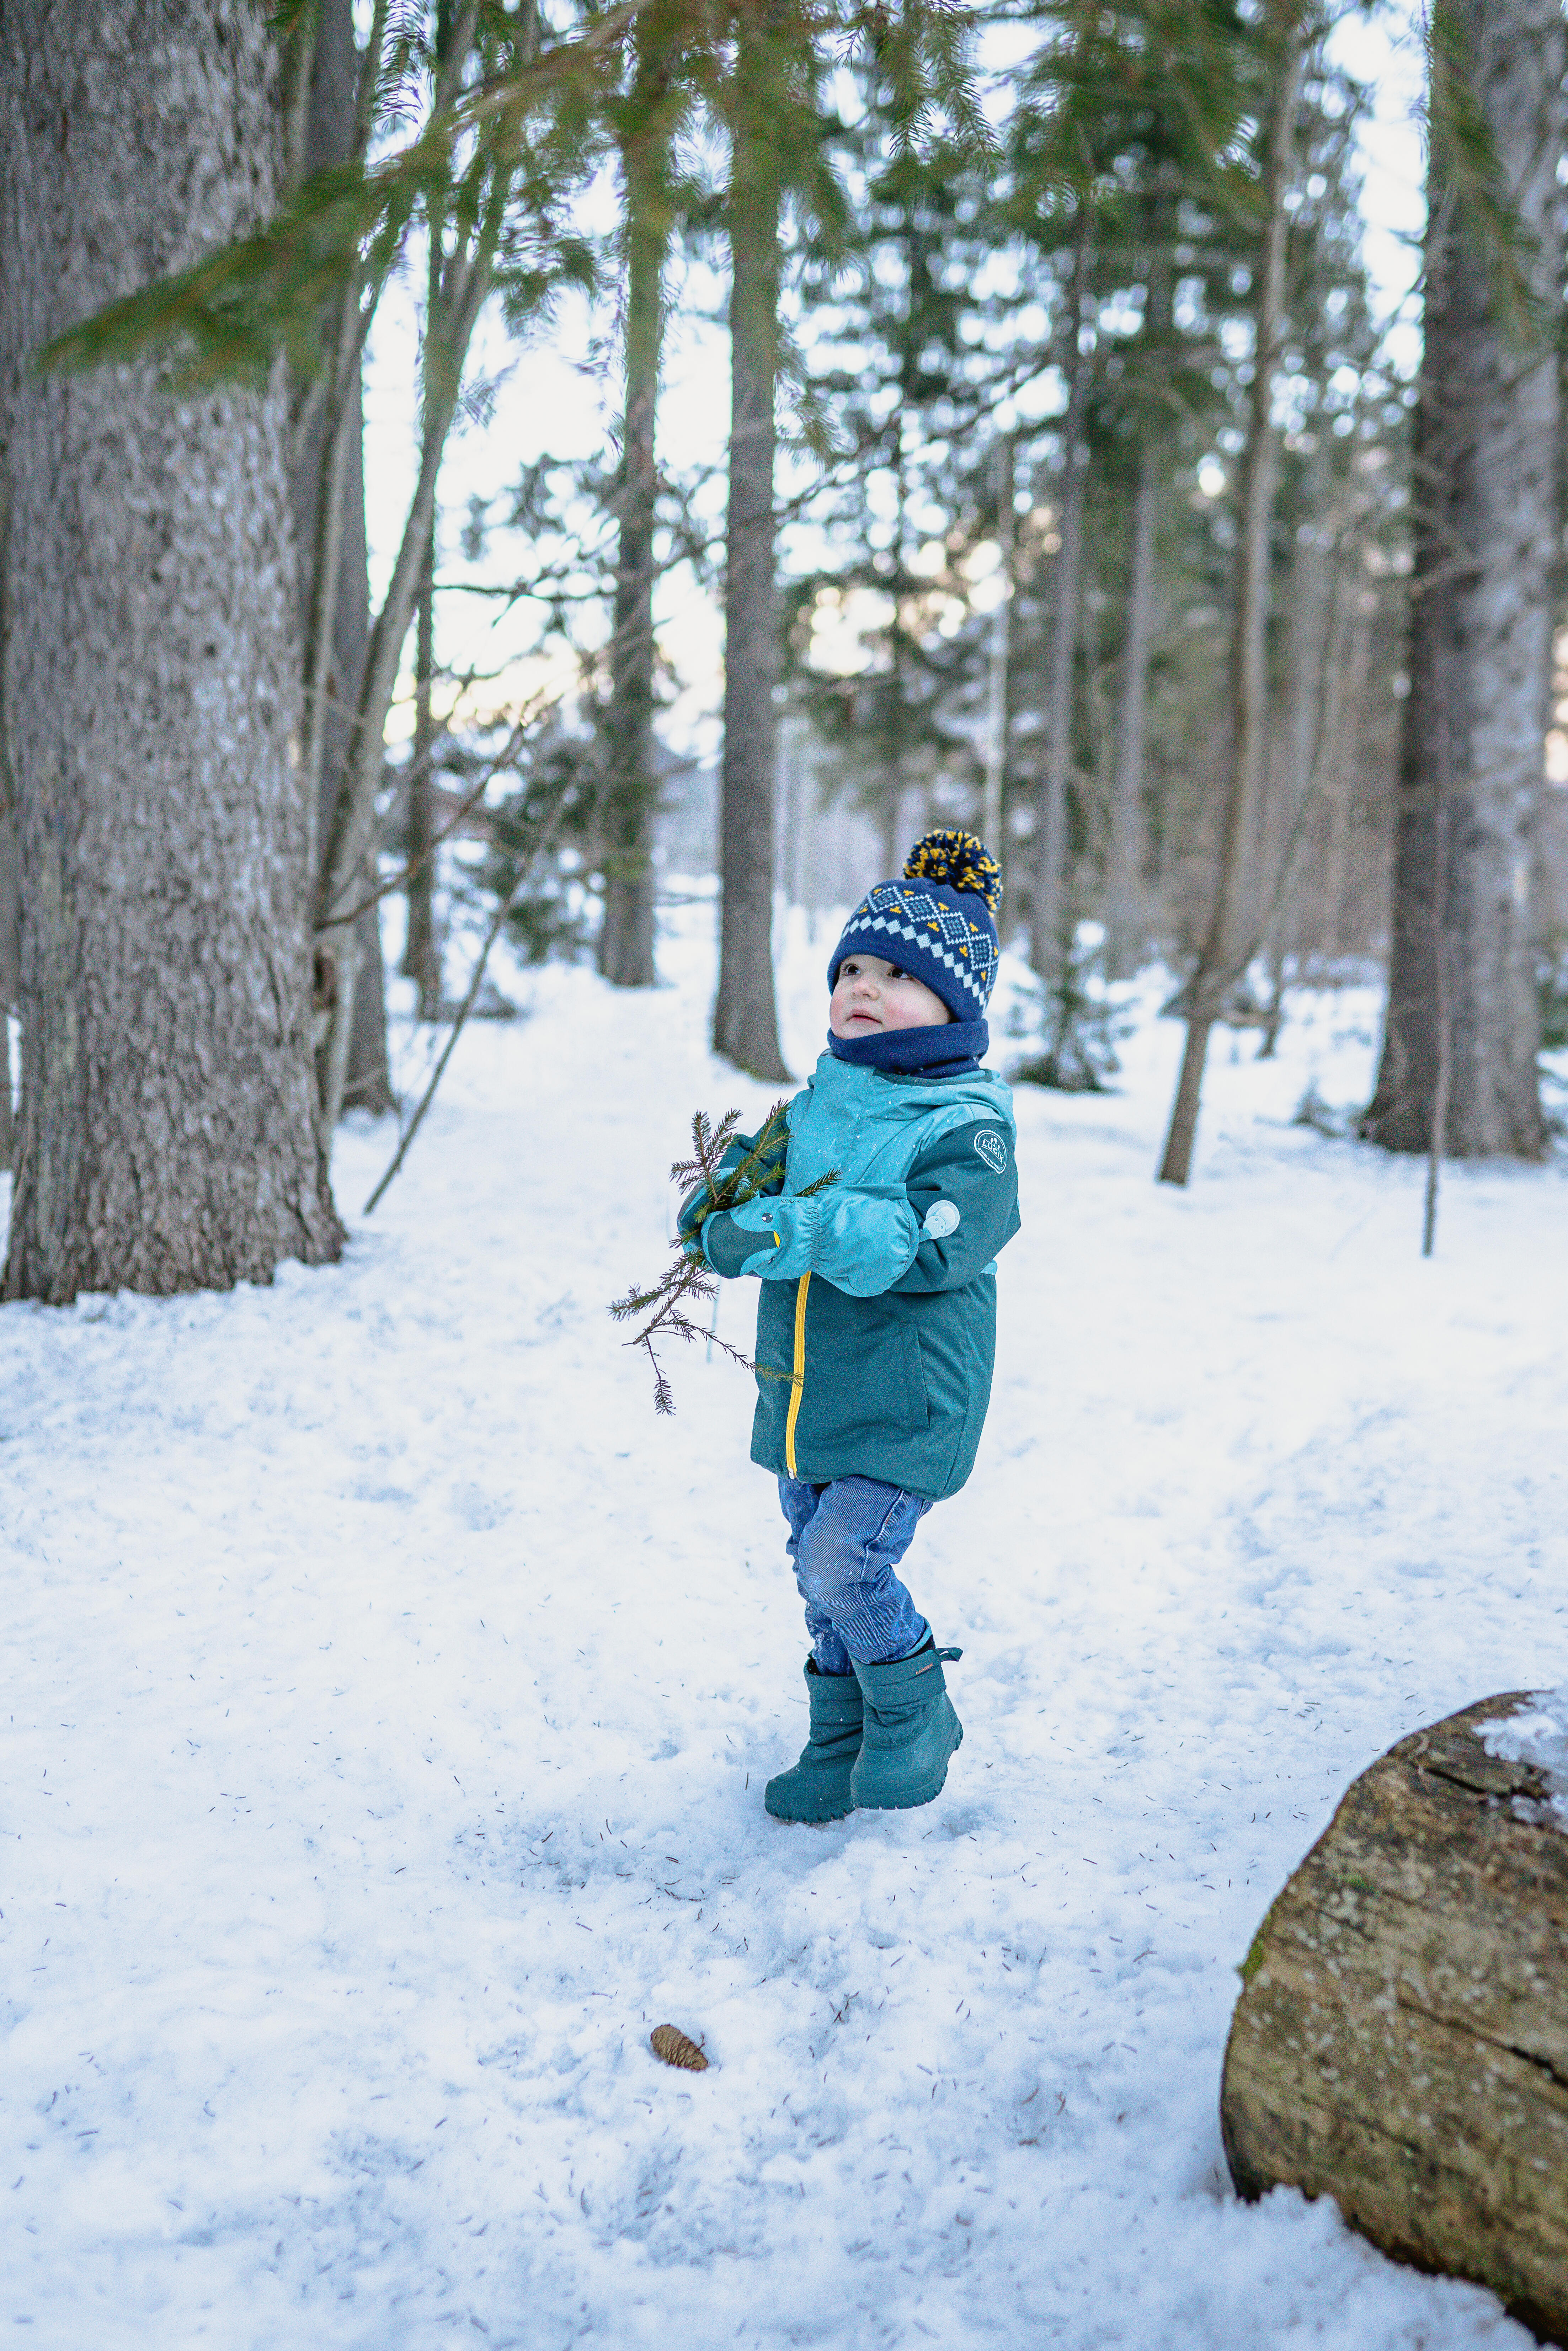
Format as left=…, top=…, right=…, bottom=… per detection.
left=1479, top=1694, right=1568, bottom=1824
left=3, top=900, right=1566, bottom=2350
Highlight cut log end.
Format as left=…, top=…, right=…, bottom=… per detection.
left=1221, top=1692, right=1568, bottom=2345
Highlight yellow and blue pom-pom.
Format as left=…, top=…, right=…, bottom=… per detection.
left=902, top=828, right=1003, bottom=916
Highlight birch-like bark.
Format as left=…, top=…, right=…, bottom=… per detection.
left=0, top=0, right=342, bottom=1299
left=1157, top=16, right=1305, bottom=1186
left=714, top=1, right=789, bottom=1080
left=1363, top=0, right=1561, bottom=1158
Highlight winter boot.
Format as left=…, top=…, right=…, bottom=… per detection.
left=764, top=1661, right=864, bottom=1824
left=849, top=1641, right=962, bottom=1811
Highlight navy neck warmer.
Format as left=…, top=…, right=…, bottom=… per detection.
left=827, top=1018, right=989, bottom=1076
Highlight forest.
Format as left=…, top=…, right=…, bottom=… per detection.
left=1, top=0, right=1564, bottom=1287
left=1, top=1, right=1566, bottom=2344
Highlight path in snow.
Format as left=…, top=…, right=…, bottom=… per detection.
left=2, top=907, right=1564, bottom=2348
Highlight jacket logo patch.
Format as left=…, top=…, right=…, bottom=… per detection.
left=973, top=1129, right=1007, bottom=1175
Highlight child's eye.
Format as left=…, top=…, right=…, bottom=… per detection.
left=886, top=966, right=905, bottom=980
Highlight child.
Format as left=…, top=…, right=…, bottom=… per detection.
left=688, top=829, right=1020, bottom=1822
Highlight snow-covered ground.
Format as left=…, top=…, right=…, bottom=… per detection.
left=4, top=902, right=1566, bottom=2350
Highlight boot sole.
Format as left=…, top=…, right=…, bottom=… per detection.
left=852, top=1723, right=962, bottom=1813
left=764, top=1795, right=856, bottom=1823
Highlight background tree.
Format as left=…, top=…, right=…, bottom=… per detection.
left=597, top=1, right=696, bottom=990
left=1361, top=0, right=1563, bottom=1161
left=404, top=523, right=443, bottom=1019
left=711, top=0, right=816, bottom=1079
left=0, top=0, right=342, bottom=1302
left=1158, top=1, right=1307, bottom=1184
left=292, top=0, right=394, bottom=1112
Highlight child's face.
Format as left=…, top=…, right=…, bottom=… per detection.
left=830, top=954, right=953, bottom=1038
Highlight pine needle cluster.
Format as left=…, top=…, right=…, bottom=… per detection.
left=610, top=1102, right=835, bottom=1415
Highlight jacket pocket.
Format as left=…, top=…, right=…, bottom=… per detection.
left=900, top=1327, right=930, bottom=1432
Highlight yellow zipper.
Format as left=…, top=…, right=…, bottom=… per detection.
left=785, top=1273, right=810, bottom=1477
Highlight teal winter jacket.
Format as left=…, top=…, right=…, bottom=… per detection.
left=698, top=1053, right=1020, bottom=1500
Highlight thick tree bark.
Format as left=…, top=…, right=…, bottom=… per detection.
left=1031, top=212, right=1094, bottom=978
left=714, top=6, right=789, bottom=1080
left=1363, top=0, right=1561, bottom=1158
left=1222, top=1692, right=1568, bottom=2347
left=599, top=31, right=668, bottom=991
left=1157, top=16, right=1304, bottom=1185
left=0, top=1, right=342, bottom=1301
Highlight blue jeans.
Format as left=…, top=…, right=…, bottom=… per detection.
left=777, top=1474, right=932, bottom=1674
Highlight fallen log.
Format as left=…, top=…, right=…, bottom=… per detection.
left=1221, top=1692, right=1568, bottom=2345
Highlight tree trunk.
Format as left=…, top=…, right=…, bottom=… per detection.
left=1253, top=435, right=1331, bottom=1056
left=295, top=0, right=391, bottom=1116
left=714, top=6, right=789, bottom=1081
left=1106, top=433, right=1158, bottom=978
left=1222, top=1691, right=1568, bottom=2347
left=0, top=0, right=342, bottom=1301
left=1031, top=211, right=1094, bottom=978
left=1326, top=590, right=1372, bottom=959
left=1273, top=446, right=1330, bottom=922
left=1362, top=0, right=1561, bottom=1158
left=981, top=434, right=1014, bottom=862
left=0, top=662, right=16, bottom=1169
left=599, top=31, right=668, bottom=991
left=402, top=16, right=445, bottom=1031
left=343, top=883, right=392, bottom=1112
left=403, top=527, right=441, bottom=1018
left=0, top=826, right=15, bottom=1171
left=313, top=0, right=504, bottom=1139
left=1157, top=16, right=1304, bottom=1186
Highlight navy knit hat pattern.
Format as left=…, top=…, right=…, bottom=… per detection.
left=828, top=828, right=1003, bottom=1022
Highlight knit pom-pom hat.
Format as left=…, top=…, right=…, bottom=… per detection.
left=828, top=827, right=1003, bottom=1023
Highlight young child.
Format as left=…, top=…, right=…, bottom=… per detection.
left=688, top=829, right=1020, bottom=1823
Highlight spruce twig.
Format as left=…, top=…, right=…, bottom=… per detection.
left=611, top=1101, right=836, bottom=1415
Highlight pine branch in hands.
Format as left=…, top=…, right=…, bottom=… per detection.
left=670, top=1100, right=791, bottom=1231
left=608, top=1252, right=755, bottom=1417
left=610, top=1100, right=835, bottom=1417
